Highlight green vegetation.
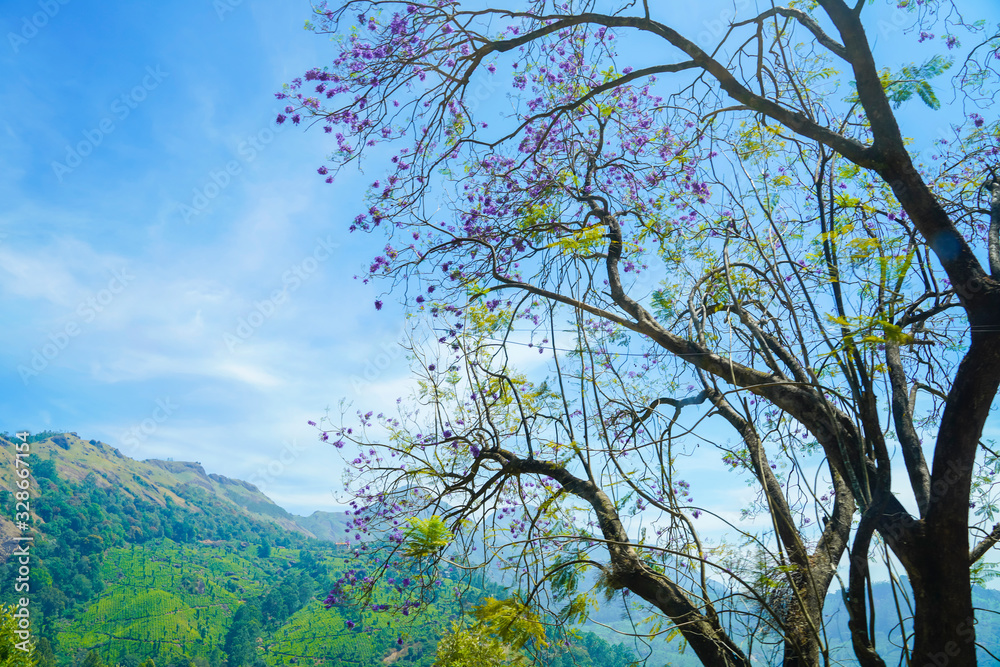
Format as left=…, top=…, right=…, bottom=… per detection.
left=12, top=432, right=993, bottom=667
left=1, top=605, right=38, bottom=667
left=434, top=624, right=529, bottom=667
left=0, top=435, right=640, bottom=667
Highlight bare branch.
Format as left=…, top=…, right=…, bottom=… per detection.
left=733, top=7, right=849, bottom=61
left=971, top=523, right=1000, bottom=564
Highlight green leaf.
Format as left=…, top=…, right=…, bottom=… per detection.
left=470, top=597, right=548, bottom=650
left=403, top=516, right=452, bottom=558
left=558, top=593, right=594, bottom=625
left=883, top=56, right=954, bottom=110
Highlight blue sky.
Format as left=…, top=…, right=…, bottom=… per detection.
left=0, top=0, right=411, bottom=513
left=1, top=0, right=998, bottom=521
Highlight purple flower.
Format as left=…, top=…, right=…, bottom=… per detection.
left=346, top=620, right=356, bottom=629
left=318, top=166, right=329, bottom=175
left=375, top=300, right=383, bottom=310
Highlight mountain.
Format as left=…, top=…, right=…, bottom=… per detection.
left=0, top=431, right=347, bottom=550
left=0, top=432, right=637, bottom=667
left=290, top=511, right=351, bottom=543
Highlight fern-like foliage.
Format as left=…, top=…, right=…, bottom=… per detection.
left=402, top=516, right=453, bottom=558
left=884, top=55, right=954, bottom=109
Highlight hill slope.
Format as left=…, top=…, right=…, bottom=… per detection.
left=0, top=432, right=637, bottom=667
left=0, top=431, right=344, bottom=548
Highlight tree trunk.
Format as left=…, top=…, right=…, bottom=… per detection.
left=909, top=542, right=977, bottom=667
left=782, top=594, right=822, bottom=667
left=908, top=330, right=1000, bottom=666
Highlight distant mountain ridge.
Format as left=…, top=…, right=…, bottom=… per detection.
left=0, top=431, right=348, bottom=550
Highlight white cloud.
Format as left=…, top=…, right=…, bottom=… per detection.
left=0, top=235, right=130, bottom=308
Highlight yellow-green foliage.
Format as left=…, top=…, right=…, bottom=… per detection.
left=433, top=623, right=528, bottom=667
left=403, top=516, right=453, bottom=559
left=0, top=605, right=36, bottom=667
left=469, top=597, right=547, bottom=651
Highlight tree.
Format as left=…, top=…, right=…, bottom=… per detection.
left=79, top=651, right=105, bottom=667
left=31, top=639, right=54, bottom=667
left=434, top=623, right=529, bottom=667
left=0, top=606, right=35, bottom=667
left=283, top=2, right=1000, bottom=666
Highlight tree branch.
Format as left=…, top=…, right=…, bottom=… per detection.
left=627, top=391, right=710, bottom=427
left=482, top=12, right=875, bottom=167
left=988, top=176, right=1000, bottom=278
left=846, top=506, right=889, bottom=667
left=733, top=7, right=849, bottom=61
left=816, top=0, right=989, bottom=294
left=971, top=523, right=1000, bottom=564
left=490, top=451, right=752, bottom=667
left=885, top=341, right=931, bottom=516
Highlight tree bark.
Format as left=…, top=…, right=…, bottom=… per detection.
left=910, top=335, right=1000, bottom=667
left=496, top=452, right=753, bottom=667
